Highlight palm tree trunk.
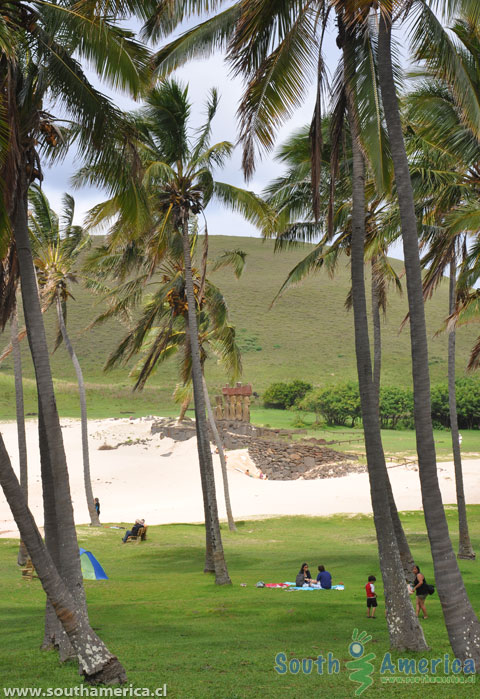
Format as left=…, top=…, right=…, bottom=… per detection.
left=378, top=12, right=480, bottom=661
left=371, top=263, right=415, bottom=579
left=12, top=169, right=88, bottom=623
left=55, top=295, right=100, bottom=527
left=0, top=434, right=126, bottom=684
left=202, top=375, right=237, bottom=532
left=181, top=212, right=231, bottom=585
left=11, top=304, right=29, bottom=566
left=448, top=260, right=475, bottom=559
left=371, top=261, right=381, bottom=397
left=344, top=25, right=426, bottom=649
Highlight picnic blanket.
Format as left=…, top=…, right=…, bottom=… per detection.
left=283, top=582, right=345, bottom=591
left=265, top=583, right=290, bottom=588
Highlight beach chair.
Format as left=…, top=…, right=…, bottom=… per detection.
left=21, top=558, right=38, bottom=581
left=126, top=526, right=148, bottom=543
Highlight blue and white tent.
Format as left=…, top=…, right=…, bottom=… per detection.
left=79, top=548, right=108, bottom=580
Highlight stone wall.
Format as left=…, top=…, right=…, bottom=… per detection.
left=150, top=417, right=363, bottom=481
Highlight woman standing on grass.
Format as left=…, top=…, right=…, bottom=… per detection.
left=411, top=565, right=429, bottom=619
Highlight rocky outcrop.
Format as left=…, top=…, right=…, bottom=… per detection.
left=150, top=417, right=362, bottom=481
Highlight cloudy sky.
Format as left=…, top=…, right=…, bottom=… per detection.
left=42, top=9, right=405, bottom=257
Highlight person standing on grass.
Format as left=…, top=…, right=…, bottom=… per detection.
left=411, top=565, right=429, bottom=619
left=366, top=575, right=377, bottom=618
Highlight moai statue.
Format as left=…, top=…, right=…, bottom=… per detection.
left=215, top=396, right=224, bottom=421
left=242, top=395, right=250, bottom=423
left=235, top=394, right=243, bottom=421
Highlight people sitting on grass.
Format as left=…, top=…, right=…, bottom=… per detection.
left=122, top=518, right=145, bottom=543
left=296, top=562, right=314, bottom=586
left=316, top=565, right=332, bottom=589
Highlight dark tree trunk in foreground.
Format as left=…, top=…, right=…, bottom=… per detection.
left=378, top=13, right=480, bottom=662
left=448, top=261, right=475, bottom=559
left=344, top=26, right=426, bottom=649
left=371, top=265, right=415, bottom=580
left=12, top=168, right=88, bottom=641
left=55, top=296, right=100, bottom=527
left=12, top=305, right=29, bottom=566
left=0, top=435, right=126, bottom=684
left=202, top=375, right=237, bottom=532
left=181, top=214, right=231, bottom=585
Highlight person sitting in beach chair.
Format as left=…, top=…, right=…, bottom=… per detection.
left=122, top=519, right=145, bottom=543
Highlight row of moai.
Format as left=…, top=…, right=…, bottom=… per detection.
left=215, top=383, right=252, bottom=422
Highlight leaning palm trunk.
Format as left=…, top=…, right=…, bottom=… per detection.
left=202, top=375, right=237, bottom=532
left=181, top=214, right=231, bottom=585
left=55, top=295, right=100, bottom=527
left=11, top=305, right=28, bottom=566
left=371, top=265, right=415, bottom=579
left=0, top=434, right=126, bottom=683
left=344, top=27, right=427, bottom=649
left=448, top=261, right=475, bottom=559
left=12, top=169, right=88, bottom=636
left=378, top=14, right=480, bottom=662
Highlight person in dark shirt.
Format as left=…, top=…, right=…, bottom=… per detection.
left=316, top=565, right=332, bottom=589
left=411, top=565, right=429, bottom=619
left=94, top=498, right=100, bottom=517
left=122, top=518, right=145, bottom=543
left=297, top=562, right=314, bottom=585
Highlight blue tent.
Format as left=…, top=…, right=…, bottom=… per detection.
left=79, top=548, right=108, bottom=580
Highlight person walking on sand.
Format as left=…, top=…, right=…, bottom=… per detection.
left=366, top=575, right=377, bottom=618
left=410, top=565, right=429, bottom=619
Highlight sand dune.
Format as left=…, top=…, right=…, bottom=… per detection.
left=1, top=417, right=479, bottom=538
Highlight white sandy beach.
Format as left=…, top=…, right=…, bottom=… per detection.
left=1, top=416, right=479, bottom=538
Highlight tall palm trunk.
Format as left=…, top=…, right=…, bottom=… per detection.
left=448, top=260, right=475, bottom=559
left=55, top=295, right=100, bottom=527
left=178, top=397, right=190, bottom=421
left=0, top=434, right=126, bottom=684
left=378, top=13, right=480, bottom=661
left=371, top=264, right=415, bottom=579
left=12, top=167, right=88, bottom=629
left=343, top=25, right=426, bottom=649
left=181, top=213, right=231, bottom=585
left=202, top=375, right=237, bottom=532
left=11, top=304, right=28, bottom=566
left=371, top=261, right=381, bottom=397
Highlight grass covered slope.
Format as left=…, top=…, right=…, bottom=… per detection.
left=0, top=236, right=478, bottom=418
left=1, top=510, right=479, bottom=696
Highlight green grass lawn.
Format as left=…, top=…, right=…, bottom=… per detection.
left=1, top=510, right=479, bottom=697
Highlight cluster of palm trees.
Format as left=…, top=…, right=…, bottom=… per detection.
left=2, top=0, right=480, bottom=685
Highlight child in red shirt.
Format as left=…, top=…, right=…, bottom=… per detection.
left=366, top=575, right=377, bottom=618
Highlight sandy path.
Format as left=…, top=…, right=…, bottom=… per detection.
left=1, top=417, right=479, bottom=538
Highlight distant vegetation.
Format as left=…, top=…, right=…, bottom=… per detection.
left=268, top=378, right=480, bottom=430
left=1, top=236, right=480, bottom=420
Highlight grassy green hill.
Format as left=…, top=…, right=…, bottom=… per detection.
left=1, top=235, right=479, bottom=418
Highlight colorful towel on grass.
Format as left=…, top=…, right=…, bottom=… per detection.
left=283, top=582, right=345, bottom=591
left=264, top=583, right=290, bottom=588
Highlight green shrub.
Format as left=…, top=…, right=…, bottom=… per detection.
left=263, top=380, right=313, bottom=409
left=379, top=386, right=413, bottom=429
left=299, top=382, right=361, bottom=427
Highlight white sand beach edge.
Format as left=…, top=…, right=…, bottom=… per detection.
left=1, top=417, right=480, bottom=538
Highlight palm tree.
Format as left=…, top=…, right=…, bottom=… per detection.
left=403, top=80, right=478, bottom=560
left=97, top=238, right=245, bottom=533
left=0, top=433, right=126, bottom=684
left=78, top=80, right=272, bottom=582
left=376, top=3, right=480, bottom=661
left=28, top=185, right=100, bottom=527
left=0, top=0, right=150, bottom=673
